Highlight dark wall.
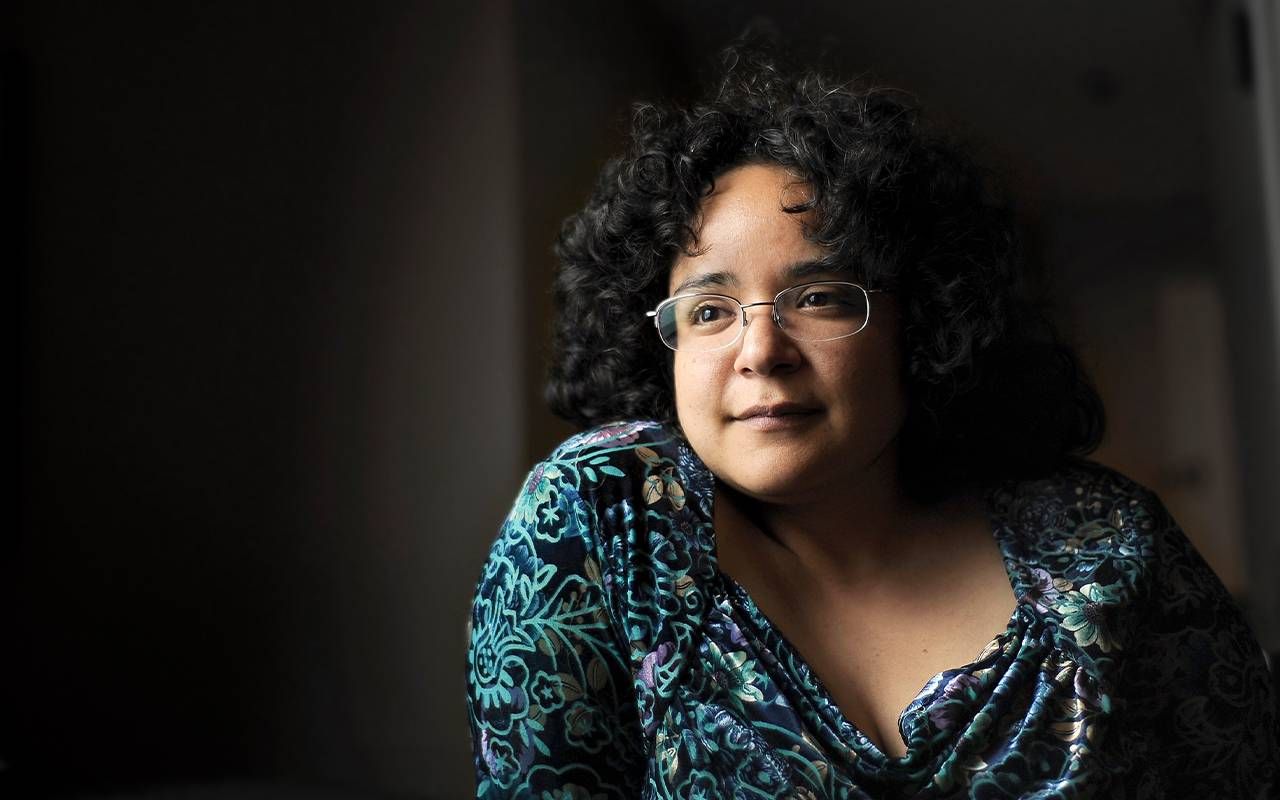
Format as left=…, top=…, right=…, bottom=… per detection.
left=13, top=2, right=520, bottom=796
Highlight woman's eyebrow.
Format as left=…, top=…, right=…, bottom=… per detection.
left=671, top=270, right=737, bottom=295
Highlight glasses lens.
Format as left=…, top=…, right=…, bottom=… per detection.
left=657, top=294, right=741, bottom=351
left=775, top=282, right=869, bottom=341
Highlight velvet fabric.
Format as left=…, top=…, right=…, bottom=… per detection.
left=466, top=421, right=1276, bottom=798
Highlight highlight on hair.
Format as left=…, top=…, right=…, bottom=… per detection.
left=545, top=43, right=1104, bottom=501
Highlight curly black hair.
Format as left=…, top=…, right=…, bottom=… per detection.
left=546, top=45, right=1104, bottom=503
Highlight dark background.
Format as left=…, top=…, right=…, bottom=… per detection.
left=11, top=1, right=1280, bottom=797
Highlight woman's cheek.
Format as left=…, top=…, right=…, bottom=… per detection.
left=673, top=355, right=721, bottom=440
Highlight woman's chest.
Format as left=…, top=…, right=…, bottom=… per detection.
left=798, top=606, right=1013, bottom=756
left=740, top=566, right=1019, bottom=759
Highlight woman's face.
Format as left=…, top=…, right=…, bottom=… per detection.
left=671, top=163, right=907, bottom=505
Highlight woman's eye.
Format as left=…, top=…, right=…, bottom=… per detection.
left=691, top=304, right=730, bottom=324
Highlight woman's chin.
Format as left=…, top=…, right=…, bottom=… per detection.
left=716, top=464, right=827, bottom=506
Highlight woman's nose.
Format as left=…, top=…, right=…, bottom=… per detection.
left=732, top=304, right=802, bottom=376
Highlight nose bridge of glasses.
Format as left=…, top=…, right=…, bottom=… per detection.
left=738, top=299, right=787, bottom=334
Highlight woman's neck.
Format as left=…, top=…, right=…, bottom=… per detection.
left=715, top=474, right=980, bottom=597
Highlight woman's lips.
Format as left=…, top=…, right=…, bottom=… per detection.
left=732, top=404, right=821, bottom=431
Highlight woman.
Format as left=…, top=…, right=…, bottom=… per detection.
left=465, top=47, right=1277, bottom=798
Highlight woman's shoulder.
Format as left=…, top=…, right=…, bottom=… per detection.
left=473, top=423, right=690, bottom=641
left=491, top=420, right=712, bottom=567
left=991, top=458, right=1256, bottom=655
left=993, top=457, right=1155, bottom=518
left=990, top=458, right=1167, bottom=561
left=546, top=419, right=690, bottom=467
left=546, top=419, right=683, bottom=466
left=473, top=419, right=718, bottom=663
left=537, top=419, right=713, bottom=515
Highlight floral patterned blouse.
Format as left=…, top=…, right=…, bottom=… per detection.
left=465, top=421, right=1277, bottom=798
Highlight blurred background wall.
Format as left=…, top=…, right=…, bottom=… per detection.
left=10, top=1, right=1279, bottom=798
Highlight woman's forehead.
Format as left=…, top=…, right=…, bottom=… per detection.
left=668, top=259, right=840, bottom=296
left=697, top=163, right=814, bottom=223
left=669, top=166, right=826, bottom=293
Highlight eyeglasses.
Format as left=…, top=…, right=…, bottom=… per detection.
left=646, top=281, right=880, bottom=353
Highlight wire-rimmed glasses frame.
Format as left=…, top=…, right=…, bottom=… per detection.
left=645, top=280, right=881, bottom=353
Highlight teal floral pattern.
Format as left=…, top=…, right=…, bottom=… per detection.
left=466, top=421, right=1277, bottom=798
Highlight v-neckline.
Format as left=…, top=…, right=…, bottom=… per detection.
left=718, top=571, right=1026, bottom=763
left=679, top=436, right=1031, bottom=763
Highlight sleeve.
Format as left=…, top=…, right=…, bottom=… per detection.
left=1106, top=493, right=1278, bottom=797
left=465, top=462, right=646, bottom=799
